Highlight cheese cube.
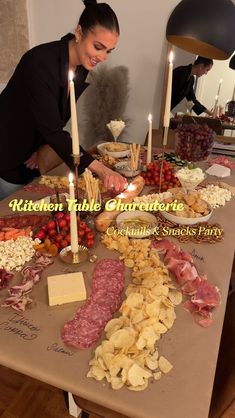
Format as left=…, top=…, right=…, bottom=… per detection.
left=47, top=272, right=87, bottom=306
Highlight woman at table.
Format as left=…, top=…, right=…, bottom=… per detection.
left=0, top=0, right=126, bottom=200
left=171, top=56, right=213, bottom=116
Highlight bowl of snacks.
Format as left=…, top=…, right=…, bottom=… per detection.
left=175, top=166, right=206, bottom=192
left=116, top=210, right=157, bottom=238
left=175, top=123, right=215, bottom=162
left=114, top=160, right=141, bottom=178
left=161, top=189, right=212, bottom=225
left=97, top=142, right=131, bottom=158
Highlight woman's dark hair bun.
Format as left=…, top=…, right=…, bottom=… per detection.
left=83, top=0, right=97, bottom=7
left=79, top=1, right=119, bottom=35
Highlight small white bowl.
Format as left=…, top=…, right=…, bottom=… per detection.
left=97, top=142, right=131, bottom=158
left=161, top=209, right=212, bottom=225
left=116, top=210, right=157, bottom=238
left=114, top=161, right=141, bottom=178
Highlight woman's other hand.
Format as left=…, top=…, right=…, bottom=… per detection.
left=24, top=152, right=39, bottom=169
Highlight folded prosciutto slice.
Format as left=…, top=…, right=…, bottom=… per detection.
left=2, top=252, right=53, bottom=312
left=152, top=239, right=221, bottom=327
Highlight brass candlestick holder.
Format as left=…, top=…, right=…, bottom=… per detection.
left=60, top=245, right=89, bottom=264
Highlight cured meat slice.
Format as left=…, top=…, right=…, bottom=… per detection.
left=191, top=280, right=221, bottom=309
left=94, top=259, right=125, bottom=274
left=62, top=318, right=101, bottom=349
left=166, top=258, right=198, bottom=286
left=181, top=277, right=202, bottom=295
left=2, top=253, right=53, bottom=312
left=152, top=238, right=221, bottom=327
left=91, top=289, right=123, bottom=314
left=0, top=269, right=14, bottom=289
left=0, top=215, right=51, bottom=230
left=92, top=276, right=124, bottom=294
left=77, top=300, right=112, bottom=328
left=62, top=259, right=125, bottom=349
left=152, top=239, right=176, bottom=254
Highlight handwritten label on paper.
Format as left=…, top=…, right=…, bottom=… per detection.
left=190, top=248, right=205, bottom=263
left=46, top=342, right=74, bottom=357
left=0, top=313, right=40, bottom=341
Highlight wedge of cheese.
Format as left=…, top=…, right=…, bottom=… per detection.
left=47, top=272, right=86, bottom=306
left=206, top=164, right=231, bottom=178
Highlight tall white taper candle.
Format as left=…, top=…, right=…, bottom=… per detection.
left=232, top=84, right=235, bottom=101
left=163, top=51, right=174, bottom=129
left=69, top=70, right=80, bottom=155
left=146, top=114, right=152, bottom=165
left=217, top=79, right=223, bottom=98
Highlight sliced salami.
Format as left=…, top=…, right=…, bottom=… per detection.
left=77, top=300, right=112, bottom=328
left=0, top=215, right=51, bottom=230
left=91, top=289, right=123, bottom=314
left=61, top=259, right=125, bottom=349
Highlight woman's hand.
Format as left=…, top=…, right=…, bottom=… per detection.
left=205, top=109, right=213, bottom=117
left=24, top=152, right=39, bottom=169
left=88, top=160, right=127, bottom=193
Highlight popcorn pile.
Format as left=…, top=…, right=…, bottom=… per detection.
left=0, top=236, right=35, bottom=271
left=106, top=119, right=126, bottom=139
left=198, top=184, right=232, bottom=208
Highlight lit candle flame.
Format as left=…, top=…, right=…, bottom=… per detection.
left=215, top=95, right=218, bottom=100
left=69, top=172, right=74, bottom=183
left=69, top=70, right=74, bottom=82
left=127, top=184, right=136, bottom=192
left=148, top=114, right=152, bottom=122
left=169, top=51, right=174, bottom=64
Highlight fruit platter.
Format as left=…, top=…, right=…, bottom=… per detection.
left=140, top=160, right=181, bottom=191
left=33, top=212, right=96, bottom=255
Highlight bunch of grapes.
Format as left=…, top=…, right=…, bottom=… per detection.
left=175, top=123, right=214, bottom=161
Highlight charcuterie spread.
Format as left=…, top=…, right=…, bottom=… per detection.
left=0, top=140, right=234, bottom=401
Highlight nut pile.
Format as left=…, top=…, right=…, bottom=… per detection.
left=0, top=236, right=35, bottom=271
left=198, top=184, right=232, bottom=208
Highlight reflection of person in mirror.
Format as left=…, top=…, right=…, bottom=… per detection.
left=171, top=56, right=213, bottom=116
left=0, top=0, right=127, bottom=200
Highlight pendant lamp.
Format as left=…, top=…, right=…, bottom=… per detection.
left=229, top=54, right=235, bottom=70
left=166, top=0, right=235, bottom=60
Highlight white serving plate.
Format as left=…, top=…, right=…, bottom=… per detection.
left=114, top=161, right=141, bottom=178
left=97, top=142, right=131, bottom=158
left=116, top=210, right=157, bottom=238
left=161, top=208, right=212, bottom=225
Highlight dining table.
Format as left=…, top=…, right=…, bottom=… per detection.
left=0, top=161, right=235, bottom=418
